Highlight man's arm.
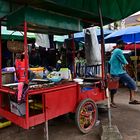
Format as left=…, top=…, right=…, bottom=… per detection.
left=116, top=50, right=128, bottom=65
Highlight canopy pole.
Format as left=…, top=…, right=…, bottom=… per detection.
left=0, top=21, right=2, bottom=87
left=98, top=0, right=112, bottom=128
left=44, top=121, right=49, bottom=140
left=0, top=21, right=2, bottom=108
left=134, top=39, right=138, bottom=85
left=24, top=21, right=28, bottom=83
left=71, top=34, right=76, bottom=78
left=44, top=95, right=49, bottom=140
left=97, top=0, right=105, bottom=80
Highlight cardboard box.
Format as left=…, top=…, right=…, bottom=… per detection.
left=2, top=72, right=15, bottom=84
left=10, top=101, right=26, bottom=116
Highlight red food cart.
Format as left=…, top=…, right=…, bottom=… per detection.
left=0, top=6, right=106, bottom=134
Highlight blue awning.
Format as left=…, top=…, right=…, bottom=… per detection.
left=105, top=25, right=140, bottom=43
left=74, top=28, right=113, bottom=42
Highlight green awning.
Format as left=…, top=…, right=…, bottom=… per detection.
left=2, top=0, right=140, bottom=25
left=2, top=0, right=140, bottom=34
left=7, top=6, right=84, bottom=35
left=1, top=26, right=35, bottom=40
left=54, top=35, right=68, bottom=43
left=40, top=0, right=140, bottom=24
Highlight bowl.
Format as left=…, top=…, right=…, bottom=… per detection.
left=47, top=76, right=62, bottom=83
left=47, top=71, right=62, bottom=82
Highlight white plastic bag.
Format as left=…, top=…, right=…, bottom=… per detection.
left=85, top=27, right=101, bottom=65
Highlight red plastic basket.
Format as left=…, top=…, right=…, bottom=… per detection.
left=107, top=77, right=119, bottom=89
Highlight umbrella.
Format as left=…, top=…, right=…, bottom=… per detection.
left=53, top=28, right=113, bottom=43
left=74, top=28, right=113, bottom=42
left=105, top=25, right=140, bottom=44
left=105, top=25, right=140, bottom=84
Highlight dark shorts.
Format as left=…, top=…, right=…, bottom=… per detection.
left=112, top=73, right=137, bottom=91
left=110, top=89, right=117, bottom=94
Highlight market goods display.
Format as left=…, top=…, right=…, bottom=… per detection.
left=47, top=71, right=62, bottom=82
left=7, top=41, right=24, bottom=53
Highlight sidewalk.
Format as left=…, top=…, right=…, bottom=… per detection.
left=100, top=87, right=140, bottom=140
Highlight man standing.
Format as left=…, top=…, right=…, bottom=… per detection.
left=109, top=40, right=140, bottom=105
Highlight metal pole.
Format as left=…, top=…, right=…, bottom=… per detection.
left=97, top=0, right=112, bottom=128
left=97, top=0, right=105, bottom=80
left=44, top=121, right=49, bottom=140
left=24, top=21, right=28, bottom=83
left=106, top=88, right=112, bottom=128
left=44, top=94, right=49, bottom=140
left=0, top=21, right=2, bottom=87
left=134, top=35, right=138, bottom=85
left=71, top=34, right=76, bottom=78
left=0, top=21, right=2, bottom=108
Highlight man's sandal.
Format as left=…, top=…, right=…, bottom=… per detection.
left=110, top=103, right=117, bottom=108
left=129, top=100, right=140, bottom=105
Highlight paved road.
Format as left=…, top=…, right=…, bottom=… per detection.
left=0, top=115, right=101, bottom=140
left=0, top=87, right=140, bottom=140
left=109, top=88, right=140, bottom=140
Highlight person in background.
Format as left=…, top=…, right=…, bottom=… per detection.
left=56, top=54, right=63, bottom=71
left=29, top=45, right=41, bottom=67
left=75, top=51, right=86, bottom=77
left=109, top=40, right=140, bottom=105
left=75, top=52, right=81, bottom=77
left=67, top=48, right=73, bottom=73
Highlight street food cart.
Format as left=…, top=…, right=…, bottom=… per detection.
left=0, top=0, right=139, bottom=135
left=0, top=6, right=106, bottom=133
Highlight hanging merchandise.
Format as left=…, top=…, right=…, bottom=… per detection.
left=35, top=33, right=50, bottom=50
left=7, top=41, right=24, bottom=53
left=85, top=27, right=101, bottom=66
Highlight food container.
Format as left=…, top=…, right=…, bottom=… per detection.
left=30, top=67, right=44, bottom=79
left=82, top=87, right=93, bottom=91
left=73, top=78, right=84, bottom=83
left=47, top=71, right=62, bottom=82
left=59, top=68, right=71, bottom=80
left=48, top=77, right=62, bottom=82
left=2, top=71, right=15, bottom=84
left=73, top=78, right=84, bottom=84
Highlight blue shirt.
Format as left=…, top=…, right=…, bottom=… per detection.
left=109, top=48, right=128, bottom=75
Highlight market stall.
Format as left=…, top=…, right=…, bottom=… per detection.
left=0, top=0, right=140, bottom=136
left=0, top=6, right=106, bottom=134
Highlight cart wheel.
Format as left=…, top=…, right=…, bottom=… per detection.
left=75, top=98, right=98, bottom=133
